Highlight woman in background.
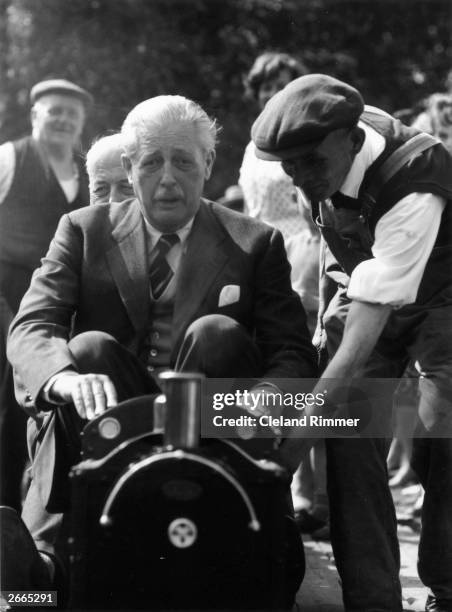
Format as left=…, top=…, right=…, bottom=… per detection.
left=239, top=53, right=329, bottom=538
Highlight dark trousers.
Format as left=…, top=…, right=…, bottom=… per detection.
left=322, top=290, right=402, bottom=612
left=325, top=437, right=401, bottom=612
left=412, top=431, right=452, bottom=601
left=323, top=290, right=452, bottom=609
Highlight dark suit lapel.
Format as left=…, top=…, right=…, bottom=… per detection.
left=105, top=200, right=150, bottom=335
left=173, top=201, right=229, bottom=348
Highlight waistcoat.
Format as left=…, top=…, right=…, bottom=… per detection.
left=0, top=136, right=89, bottom=310
left=318, top=110, right=452, bottom=310
left=142, top=270, right=178, bottom=373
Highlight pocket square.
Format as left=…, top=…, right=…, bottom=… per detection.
left=218, top=284, right=240, bottom=308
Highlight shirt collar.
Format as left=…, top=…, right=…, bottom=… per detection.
left=144, top=216, right=195, bottom=250
left=339, top=117, right=386, bottom=198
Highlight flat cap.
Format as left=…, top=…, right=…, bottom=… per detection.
left=30, top=79, right=93, bottom=107
left=251, top=74, right=364, bottom=161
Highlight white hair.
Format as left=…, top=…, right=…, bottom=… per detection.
left=85, top=133, right=124, bottom=177
left=121, top=95, right=218, bottom=160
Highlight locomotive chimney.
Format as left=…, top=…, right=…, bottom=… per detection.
left=158, top=371, right=204, bottom=448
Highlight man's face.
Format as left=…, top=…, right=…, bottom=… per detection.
left=258, top=69, right=293, bottom=110
left=89, top=148, right=134, bottom=205
left=281, top=128, right=362, bottom=202
left=31, top=93, right=85, bottom=148
left=122, top=121, right=215, bottom=232
left=437, top=125, right=452, bottom=155
left=433, top=100, right=452, bottom=154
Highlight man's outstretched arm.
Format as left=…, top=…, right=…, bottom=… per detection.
left=280, top=299, right=392, bottom=473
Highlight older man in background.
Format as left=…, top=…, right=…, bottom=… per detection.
left=0, top=79, right=91, bottom=512
left=86, top=133, right=134, bottom=205
left=6, top=94, right=316, bottom=602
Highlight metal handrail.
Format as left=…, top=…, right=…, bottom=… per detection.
left=99, top=449, right=261, bottom=532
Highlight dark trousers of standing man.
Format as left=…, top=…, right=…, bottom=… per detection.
left=323, top=289, right=452, bottom=612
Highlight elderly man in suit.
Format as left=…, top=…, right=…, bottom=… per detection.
left=6, top=94, right=316, bottom=596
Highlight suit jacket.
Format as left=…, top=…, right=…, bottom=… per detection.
left=8, top=198, right=316, bottom=509
left=9, top=197, right=315, bottom=409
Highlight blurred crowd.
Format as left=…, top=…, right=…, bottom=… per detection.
left=1, top=51, right=452, bottom=612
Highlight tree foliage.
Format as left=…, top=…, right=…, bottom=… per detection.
left=0, top=0, right=450, bottom=197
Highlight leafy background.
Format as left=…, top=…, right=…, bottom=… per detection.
left=0, top=0, right=450, bottom=198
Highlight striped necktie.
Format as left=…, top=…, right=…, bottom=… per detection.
left=149, top=234, right=180, bottom=300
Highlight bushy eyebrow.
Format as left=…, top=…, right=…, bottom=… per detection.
left=139, top=147, right=196, bottom=159
left=172, top=147, right=196, bottom=157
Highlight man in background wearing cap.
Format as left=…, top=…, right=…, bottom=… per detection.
left=0, top=79, right=91, bottom=512
left=252, top=74, right=452, bottom=612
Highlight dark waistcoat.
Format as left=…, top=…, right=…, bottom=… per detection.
left=0, top=136, right=89, bottom=311
left=318, top=109, right=452, bottom=311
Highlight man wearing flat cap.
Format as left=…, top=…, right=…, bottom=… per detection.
left=0, top=79, right=91, bottom=511
left=252, top=74, right=452, bottom=612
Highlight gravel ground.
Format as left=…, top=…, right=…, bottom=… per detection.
left=296, top=483, right=426, bottom=612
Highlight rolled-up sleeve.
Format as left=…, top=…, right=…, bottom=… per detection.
left=347, top=193, right=446, bottom=307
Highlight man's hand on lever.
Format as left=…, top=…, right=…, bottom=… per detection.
left=49, top=371, right=118, bottom=420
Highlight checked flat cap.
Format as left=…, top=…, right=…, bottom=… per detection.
left=30, top=79, right=93, bottom=107
left=251, top=74, right=364, bottom=161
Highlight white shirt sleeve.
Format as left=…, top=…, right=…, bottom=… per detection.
left=347, top=192, right=446, bottom=307
left=238, top=141, right=260, bottom=217
left=0, top=142, right=16, bottom=204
